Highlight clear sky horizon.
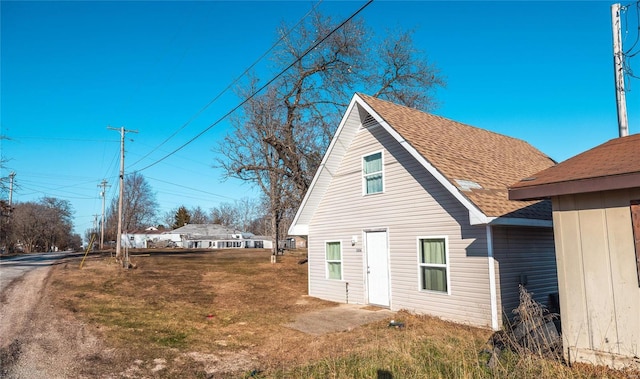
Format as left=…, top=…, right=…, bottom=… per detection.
left=2, top=1, right=639, bottom=240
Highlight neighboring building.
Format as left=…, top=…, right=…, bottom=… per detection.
left=509, top=134, right=640, bottom=369
left=289, top=93, right=559, bottom=330
left=280, top=236, right=308, bottom=250
left=122, top=227, right=178, bottom=249
left=170, top=224, right=272, bottom=249
left=121, top=224, right=272, bottom=249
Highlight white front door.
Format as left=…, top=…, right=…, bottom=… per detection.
left=365, top=230, right=390, bottom=307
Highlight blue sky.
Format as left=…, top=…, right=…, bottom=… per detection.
left=2, top=1, right=639, bottom=238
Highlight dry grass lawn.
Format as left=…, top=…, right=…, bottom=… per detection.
left=48, top=249, right=636, bottom=378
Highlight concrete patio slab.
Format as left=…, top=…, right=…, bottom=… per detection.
left=284, top=304, right=394, bottom=335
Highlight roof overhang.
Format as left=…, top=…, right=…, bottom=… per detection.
left=289, top=224, right=308, bottom=236
left=509, top=172, right=640, bottom=200
left=488, top=217, right=552, bottom=228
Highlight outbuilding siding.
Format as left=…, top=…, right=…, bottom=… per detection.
left=553, top=189, right=640, bottom=366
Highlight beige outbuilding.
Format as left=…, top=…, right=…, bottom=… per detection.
left=510, top=133, right=640, bottom=369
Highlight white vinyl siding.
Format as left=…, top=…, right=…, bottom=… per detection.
left=307, top=115, right=494, bottom=327
left=325, top=241, right=342, bottom=280
left=491, top=226, right=557, bottom=323
left=418, top=237, right=449, bottom=293
left=363, top=151, right=383, bottom=194
left=308, top=107, right=553, bottom=327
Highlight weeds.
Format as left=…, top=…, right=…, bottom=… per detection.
left=487, top=285, right=563, bottom=372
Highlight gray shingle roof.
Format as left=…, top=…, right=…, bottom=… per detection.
left=171, top=224, right=245, bottom=239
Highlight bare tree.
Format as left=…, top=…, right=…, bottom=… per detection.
left=9, top=202, right=40, bottom=253
left=105, top=172, right=158, bottom=240
left=0, top=200, right=12, bottom=253
left=161, top=205, right=209, bottom=229
left=9, top=198, right=76, bottom=253
left=209, top=197, right=260, bottom=232
left=161, top=207, right=178, bottom=229
left=0, top=135, right=10, bottom=253
left=247, top=215, right=270, bottom=236
left=40, top=197, right=73, bottom=252
left=0, top=135, right=11, bottom=194
left=189, top=206, right=210, bottom=224
left=233, top=197, right=260, bottom=232
left=210, top=202, right=239, bottom=228
left=216, top=12, right=444, bottom=253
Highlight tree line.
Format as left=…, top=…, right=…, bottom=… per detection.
left=90, top=172, right=277, bottom=245
left=2, top=197, right=81, bottom=253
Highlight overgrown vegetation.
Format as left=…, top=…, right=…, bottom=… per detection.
left=49, top=250, right=636, bottom=378
left=497, top=286, right=563, bottom=361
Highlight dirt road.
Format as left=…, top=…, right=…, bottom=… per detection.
left=0, top=255, right=112, bottom=379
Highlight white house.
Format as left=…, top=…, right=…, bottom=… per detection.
left=121, top=227, right=178, bottom=248
left=170, top=224, right=272, bottom=249
left=289, top=93, right=559, bottom=330
left=121, top=224, right=271, bottom=249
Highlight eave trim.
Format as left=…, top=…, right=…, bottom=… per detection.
left=509, top=172, right=640, bottom=200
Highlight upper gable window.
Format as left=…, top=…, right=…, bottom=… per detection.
left=363, top=152, right=383, bottom=195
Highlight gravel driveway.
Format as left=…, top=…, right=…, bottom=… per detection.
left=0, top=254, right=109, bottom=379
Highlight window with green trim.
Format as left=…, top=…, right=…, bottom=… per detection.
left=363, top=152, right=383, bottom=194
left=326, top=241, right=342, bottom=280
left=419, top=238, right=448, bottom=292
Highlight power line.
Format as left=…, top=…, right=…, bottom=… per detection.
left=145, top=176, right=237, bottom=200
left=16, top=179, right=104, bottom=197
left=134, top=0, right=374, bottom=173
left=128, top=140, right=213, bottom=169
left=623, top=1, right=640, bottom=55
left=127, top=0, right=325, bottom=170
left=16, top=187, right=95, bottom=200
left=621, top=2, right=640, bottom=81
left=8, top=136, right=119, bottom=143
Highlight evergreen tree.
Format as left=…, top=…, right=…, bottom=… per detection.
left=173, top=206, right=191, bottom=229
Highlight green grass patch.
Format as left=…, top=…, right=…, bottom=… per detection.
left=152, top=329, right=188, bottom=348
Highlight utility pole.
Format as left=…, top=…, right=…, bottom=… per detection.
left=611, top=3, right=629, bottom=137
left=108, top=126, right=138, bottom=269
left=93, top=214, right=99, bottom=234
left=8, top=172, right=15, bottom=207
left=98, top=179, right=110, bottom=250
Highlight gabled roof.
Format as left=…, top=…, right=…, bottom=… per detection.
left=171, top=224, right=249, bottom=238
left=509, top=133, right=640, bottom=200
left=125, top=229, right=165, bottom=235
left=289, top=94, right=554, bottom=235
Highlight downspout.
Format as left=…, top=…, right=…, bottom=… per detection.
left=486, top=225, right=499, bottom=330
